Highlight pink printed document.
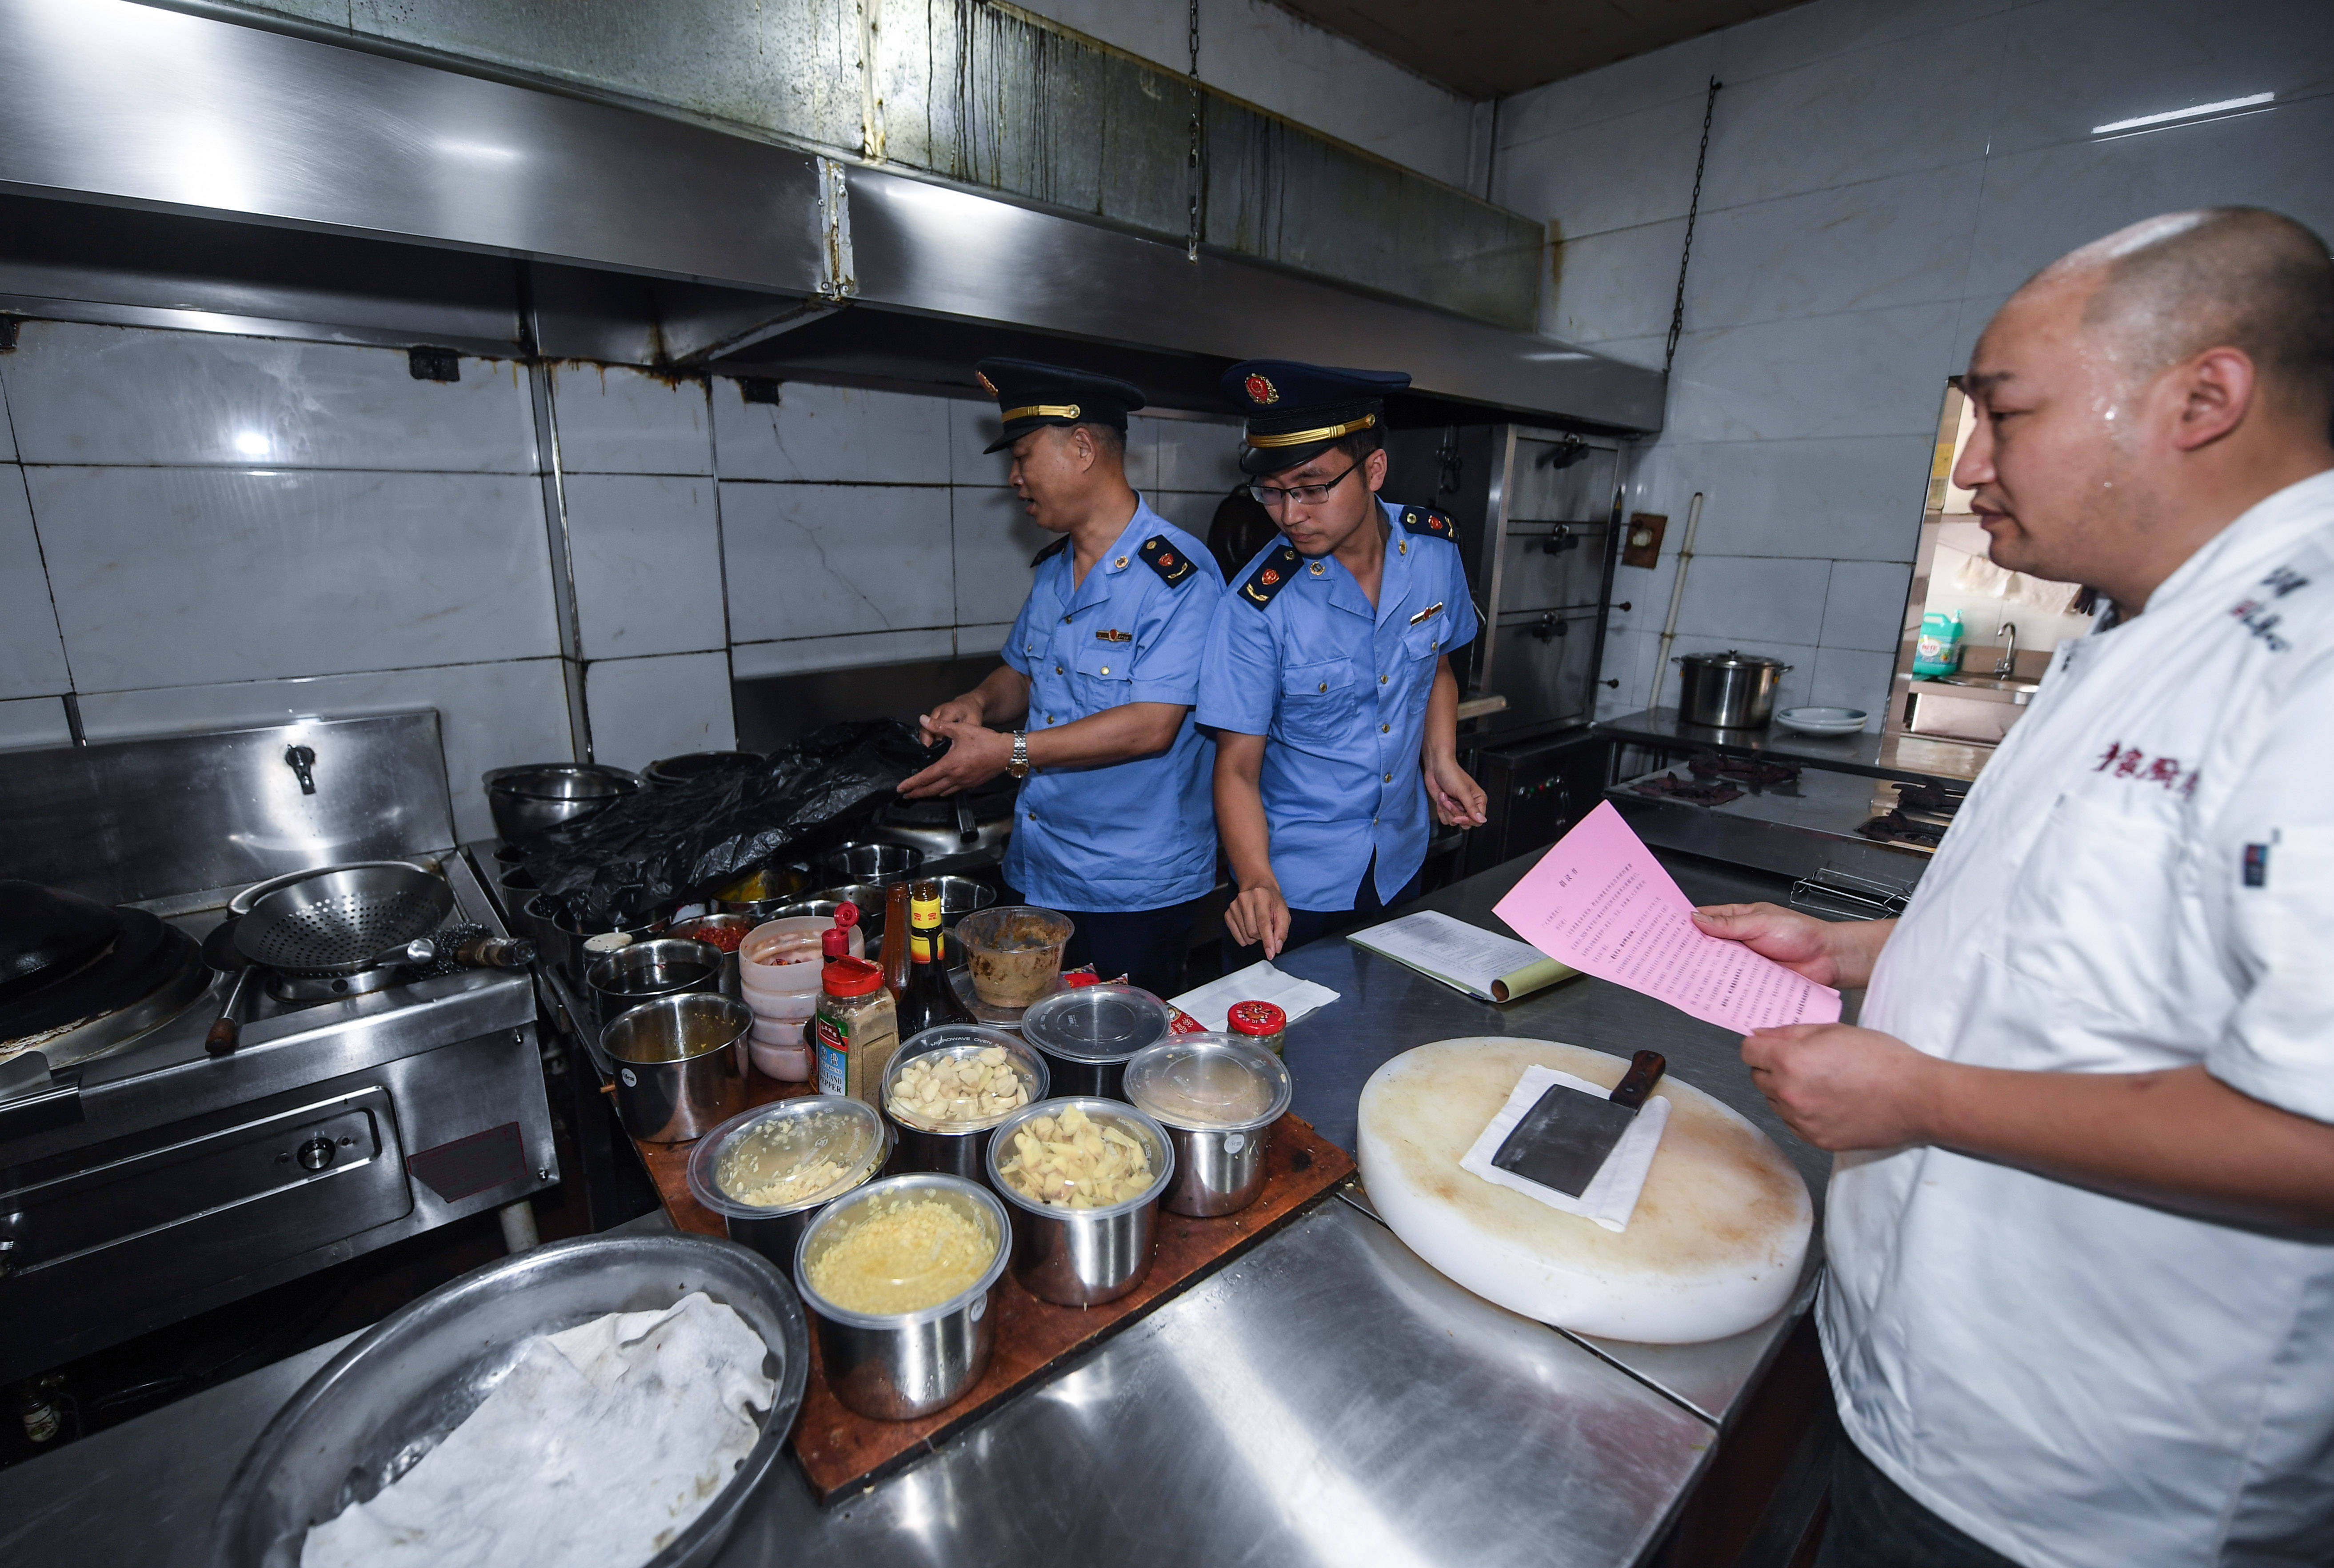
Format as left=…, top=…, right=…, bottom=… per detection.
left=1493, top=802, right=1842, bottom=1034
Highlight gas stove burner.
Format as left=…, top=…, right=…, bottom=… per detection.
left=1857, top=813, right=1946, bottom=850
left=0, top=908, right=208, bottom=1073
left=1687, top=751, right=1802, bottom=792
left=261, top=921, right=497, bottom=1004
left=1632, top=770, right=1743, bottom=808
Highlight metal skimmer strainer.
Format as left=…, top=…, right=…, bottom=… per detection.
left=234, top=864, right=455, bottom=977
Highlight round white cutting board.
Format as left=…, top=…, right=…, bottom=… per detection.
left=1357, top=1037, right=1813, bottom=1344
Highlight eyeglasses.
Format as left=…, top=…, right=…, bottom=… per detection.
left=1249, top=461, right=1360, bottom=511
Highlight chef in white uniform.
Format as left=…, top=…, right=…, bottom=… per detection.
left=1696, top=207, right=2334, bottom=1568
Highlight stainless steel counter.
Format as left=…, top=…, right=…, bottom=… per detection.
left=1599, top=706, right=1986, bottom=787
left=0, top=849, right=1834, bottom=1568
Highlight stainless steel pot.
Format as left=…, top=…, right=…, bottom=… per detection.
left=601, top=993, right=752, bottom=1143
left=667, top=914, right=755, bottom=1000
left=586, top=937, right=722, bottom=1027
left=686, top=1097, right=892, bottom=1273
left=1019, top=984, right=1172, bottom=1101
left=985, top=1097, right=1173, bottom=1306
left=483, top=762, right=642, bottom=841
left=1123, top=1034, right=1292, bottom=1218
left=548, top=902, right=669, bottom=984
left=710, top=862, right=815, bottom=922
left=643, top=750, right=761, bottom=789
left=1673, top=650, right=1791, bottom=729
left=880, top=1025, right=1048, bottom=1181
left=793, top=1173, right=1010, bottom=1421
left=815, top=842, right=925, bottom=884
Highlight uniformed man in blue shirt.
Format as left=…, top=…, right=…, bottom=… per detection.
left=1196, top=361, right=1489, bottom=961
left=900, top=359, right=1224, bottom=995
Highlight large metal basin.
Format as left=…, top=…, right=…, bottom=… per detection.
left=208, top=1231, right=808, bottom=1568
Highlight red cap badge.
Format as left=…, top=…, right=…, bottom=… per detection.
left=1260, top=568, right=1280, bottom=585
left=1244, top=373, right=1279, bottom=405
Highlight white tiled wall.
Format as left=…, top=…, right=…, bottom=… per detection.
left=0, top=321, right=1243, bottom=834
left=1494, top=0, right=2334, bottom=724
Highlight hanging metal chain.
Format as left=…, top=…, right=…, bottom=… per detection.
left=1186, top=0, right=1203, bottom=262
left=1664, top=76, right=1722, bottom=379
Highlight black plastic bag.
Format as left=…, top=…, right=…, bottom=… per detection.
left=520, top=719, right=932, bottom=926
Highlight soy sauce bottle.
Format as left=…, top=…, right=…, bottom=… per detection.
left=895, top=878, right=976, bottom=1037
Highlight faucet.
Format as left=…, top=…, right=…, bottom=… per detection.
left=1993, top=622, right=2019, bottom=679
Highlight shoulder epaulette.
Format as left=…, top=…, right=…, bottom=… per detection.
left=1399, top=505, right=1457, bottom=543
left=1138, top=534, right=1198, bottom=587
left=1238, top=544, right=1302, bottom=610
left=1030, top=536, right=1070, bottom=568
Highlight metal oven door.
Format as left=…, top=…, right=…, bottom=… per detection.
left=0, top=1085, right=412, bottom=1380
left=1485, top=608, right=1601, bottom=733
left=1495, top=522, right=1609, bottom=614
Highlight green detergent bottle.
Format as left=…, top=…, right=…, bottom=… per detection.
left=1912, top=610, right=1964, bottom=676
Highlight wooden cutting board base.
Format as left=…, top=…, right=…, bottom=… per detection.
left=1357, top=1037, right=1811, bottom=1344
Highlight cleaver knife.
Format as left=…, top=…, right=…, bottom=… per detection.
left=1490, top=1050, right=1668, bottom=1197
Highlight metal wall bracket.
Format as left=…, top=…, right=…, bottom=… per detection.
left=815, top=156, right=859, bottom=302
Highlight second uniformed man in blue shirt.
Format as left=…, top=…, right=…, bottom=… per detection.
left=1196, top=361, right=1489, bottom=960
left=900, top=359, right=1224, bottom=995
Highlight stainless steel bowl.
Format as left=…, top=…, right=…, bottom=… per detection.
left=925, top=875, right=998, bottom=929
left=601, top=993, right=752, bottom=1143
left=209, top=1230, right=807, bottom=1568
left=1123, top=1034, right=1292, bottom=1217
left=1019, top=984, right=1173, bottom=1101
left=548, top=902, right=669, bottom=984
left=880, top=1025, right=1048, bottom=1181
left=586, top=936, right=723, bottom=1027
left=985, top=1097, right=1173, bottom=1307
left=815, top=842, right=925, bottom=884
left=482, top=762, right=642, bottom=841
left=799, top=883, right=892, bottom=944
left=711, top=862, right=815, bottom=922
left=667, top=914, right=756, bottom=999
left=644, top=750, right=761, bottom=789
left=794, top=1173, right=1011, bottom=1420
left=686, top=1097, right=893, bottom=1273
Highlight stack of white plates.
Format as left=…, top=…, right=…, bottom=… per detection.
left=1774, top=706, right=1869, bottom=735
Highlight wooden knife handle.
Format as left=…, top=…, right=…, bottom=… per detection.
left=1610, top=1050, right=1667, bottom=1110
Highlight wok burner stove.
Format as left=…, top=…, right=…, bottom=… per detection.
left=1628, top=752, right=1806, bottom=809
left=1858, top=780, right=1966, bottom=852
left=0, top=715, right=557, bottom=1385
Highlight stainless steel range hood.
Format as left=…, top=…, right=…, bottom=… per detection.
left=0, top=0, right=1663, bottom=430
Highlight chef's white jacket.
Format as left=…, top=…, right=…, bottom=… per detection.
left=1834, top=469, right=2334, bottom=1568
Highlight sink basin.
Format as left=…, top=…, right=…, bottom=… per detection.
left=1920, top=674, right=2041, bottom=702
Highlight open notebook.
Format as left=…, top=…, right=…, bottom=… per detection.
left=1346, top=910, right=1579, bottom=1004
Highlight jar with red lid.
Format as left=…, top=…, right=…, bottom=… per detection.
left=813, top=910, right=899, bottom=1103
left=1225, top=1000, right=1287, bottom=1056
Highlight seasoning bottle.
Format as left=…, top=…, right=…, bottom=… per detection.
left=896, top=878, right=975, bottom=1039
left=815, top=930, right=899, bottom=1105
left=1225, top=1000, right=1288, bottom=1057
left=879, top=882, right=912, bottom=998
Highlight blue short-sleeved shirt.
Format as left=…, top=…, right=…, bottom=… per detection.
left=1195, top=499, right=1478, bottom=910
left=999, top=500, right=1224, bottom=912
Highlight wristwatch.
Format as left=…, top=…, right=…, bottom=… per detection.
left=1007, top=730, right=1031, bottom=779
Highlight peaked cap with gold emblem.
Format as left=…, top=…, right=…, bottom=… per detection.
left=1221, top=359, right=1412, bottom=475
left=976, top=357, right=1146, bottom=455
